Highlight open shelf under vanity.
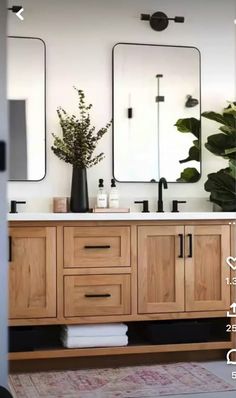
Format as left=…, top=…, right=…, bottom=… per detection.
left=9, top=318, right=232, bottom=361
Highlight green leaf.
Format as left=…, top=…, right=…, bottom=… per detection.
left=219, top=125, right=236, bottom=135
left=229, top=159, right=236, bottom=178
left=177, top=167, right=201, bottom=182
left=204, top=168, right=236, bottom=211
left=202, top=111, right=235, bottom=127
left=193, top=139, right=200, bottom=149
left=223, top=102, right=236, bottom=115
left=205, top=133, right=236, bottom=159
left=175, top=118, right=200, bottom=138
left=179, top=146, right=200, bottom=164
left=224, top=147, right=236, bottom=155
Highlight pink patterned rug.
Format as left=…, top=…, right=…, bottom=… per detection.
left=9, top=362, right=236, bottom=398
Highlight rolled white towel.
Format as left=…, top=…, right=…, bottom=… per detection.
left=61, top=335, right=128, bottom=349
left=62, top=323, right=128, bottom=337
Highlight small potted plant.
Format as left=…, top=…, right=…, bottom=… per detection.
left=51, top=87, right=111, bottom=212
left=202, top=102, right=236, bottom=211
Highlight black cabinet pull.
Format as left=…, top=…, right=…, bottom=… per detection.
left=178, top=234, right=183, bottom=258
left=188, top=234, right=193, bottom=258
left=9, top=236, right=12, bottom=262
left=84, top=293, right=111, bottom=298
left=84, top=245, right=111, bottom=249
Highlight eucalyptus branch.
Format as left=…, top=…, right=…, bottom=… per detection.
left=51, top=87, right=112, bottom=168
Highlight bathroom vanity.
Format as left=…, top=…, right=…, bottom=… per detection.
left=8, top=212, right=236, bottom=361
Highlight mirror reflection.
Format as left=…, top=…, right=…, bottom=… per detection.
left=113, top=43, right=201, bottom=182
left=7, top=36, right=46, bottom=181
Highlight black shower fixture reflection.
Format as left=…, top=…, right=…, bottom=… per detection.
left=141, top=12, right=184, bottom=31
left=185, top=95, right=199, bottom=108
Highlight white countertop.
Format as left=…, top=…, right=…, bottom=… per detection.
left=8, top=212, right=236, bottom=221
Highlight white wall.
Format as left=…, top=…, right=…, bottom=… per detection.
left=7, top=0, right=236, bottom=212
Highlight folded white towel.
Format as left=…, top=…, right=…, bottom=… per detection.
left=61, top=335, right=128, bottom=349
left=62, top=323, right=128, bottom=337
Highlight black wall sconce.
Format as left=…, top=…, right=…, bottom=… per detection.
left=141, top=11, right=184, bottom=31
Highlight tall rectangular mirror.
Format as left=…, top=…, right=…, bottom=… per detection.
left=7, top=36, right=46, bottom=181
left=113, top=43, right=201, bottom=182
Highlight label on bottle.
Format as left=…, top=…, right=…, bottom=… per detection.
left=109, top=194, right=119, bottom=208
left=97, top=194, right=107, bottom=208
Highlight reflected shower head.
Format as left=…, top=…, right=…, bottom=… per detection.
left=185, top=95, right=199, bottom=108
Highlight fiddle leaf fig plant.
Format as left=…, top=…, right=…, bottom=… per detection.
left=51, top=87, right=112, bottom=169
left=177, top=167, right=201, bottom=183
left=202, top=102, right=236, bottom=211
left=204, top=168, right=236, bottom=211
left=175, top=117, right=201, bottom=181
left=175, top=117, right=200, bottom=138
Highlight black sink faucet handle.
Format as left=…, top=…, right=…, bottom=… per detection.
left=172, top=200, right=187, bottom=213
left=134, top=200, right=150, bottom=213
left=10, top=200, right=26, bottom=214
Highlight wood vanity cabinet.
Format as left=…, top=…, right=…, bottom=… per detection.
left=138, top=224, right=231, bottom=314
left=8, top=219, right=234, bottom=362
left=8, top=227, right=57, bottom=319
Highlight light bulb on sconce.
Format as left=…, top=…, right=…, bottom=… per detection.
left=141, top=11, right=185, bottom=31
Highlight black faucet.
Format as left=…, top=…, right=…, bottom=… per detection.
left=10, top=200, right=26, bottom=213
left=157, top=177, right=168, bottom=212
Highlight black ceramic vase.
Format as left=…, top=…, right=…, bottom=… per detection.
left=70, top=167, right=89, bottom=212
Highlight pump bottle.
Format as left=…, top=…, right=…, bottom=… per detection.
left=109, top=179, right=119, bottom=208
left=96, top=179, right=107, bottom=208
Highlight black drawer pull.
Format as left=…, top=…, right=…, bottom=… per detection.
left=84, top=293, right=111, bottom=298
left=84, top=245, right=111, bottom=249
left=9, top=236, right=12, bottom=262
left=178, top=234, right=183, bottom=258
left=188, top=234, right=193, bottom=258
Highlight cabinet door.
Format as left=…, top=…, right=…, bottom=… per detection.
left=9, top=227, right=56, bottom=319
left=138, top=226, right=185, bottom=313
left=185, top=225, right=230, bottom=311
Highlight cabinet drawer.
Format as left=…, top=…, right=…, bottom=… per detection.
left=64, top=226, right=130, bottom=267
left=64, top=274, right=131, bottom=317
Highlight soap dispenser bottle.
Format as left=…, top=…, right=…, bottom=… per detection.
left=96, top=179, right=107, bottom=208
left=109, top=179, right=119, bottom=208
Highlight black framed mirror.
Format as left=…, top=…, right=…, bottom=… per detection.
left=7, top=36, right=46, bottom=181
left=112, top=43, right=201, bottom=183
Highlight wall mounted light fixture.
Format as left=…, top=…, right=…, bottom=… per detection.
left=141, top=11, right=184, bottom=31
